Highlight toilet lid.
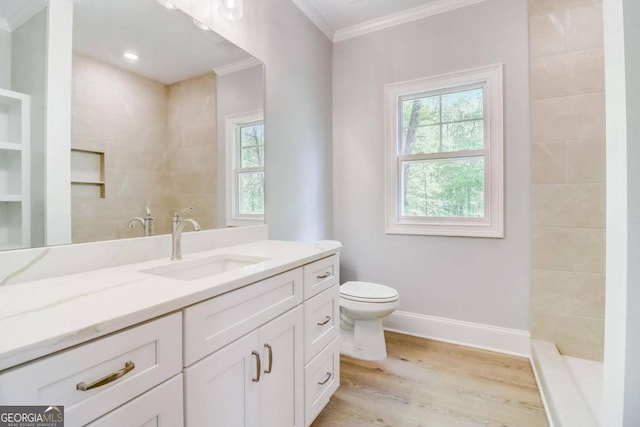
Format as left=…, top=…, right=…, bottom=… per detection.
left=340, top=281, right=399, bottom=303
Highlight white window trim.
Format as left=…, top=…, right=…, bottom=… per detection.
left=225, top=110, right=265, bottom=227
left=384, top=64, right=504, bottom=238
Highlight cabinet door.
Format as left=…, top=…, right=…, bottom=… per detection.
left=259, top=306, right=304, bottom=427
left=184, top=330, right=260, bottom=427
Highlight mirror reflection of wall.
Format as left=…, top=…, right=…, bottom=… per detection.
left=0, top=1, right=47, bottom=250
left=0, top=0, right=265, bottom=249
left=70, top=0, right=265, bottom=244
left=70, top=54, right=219, bottom=242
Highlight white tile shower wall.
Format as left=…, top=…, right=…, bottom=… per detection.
left=529, top=0, right=606, bottom=361
left=71, top=54, right=218, bottom=243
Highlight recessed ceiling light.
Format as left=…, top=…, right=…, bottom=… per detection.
left=156, top=0, right=177, bottom=9
left=219, top=0, right=243, bottom=21
left=192, top=18, right=210, bottom=31
left=123, top=51, right=139, bottom=61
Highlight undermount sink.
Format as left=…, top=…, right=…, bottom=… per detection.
left=141, top=254, right=269, bottom=281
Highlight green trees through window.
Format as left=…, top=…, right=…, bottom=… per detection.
left=399, top=88, right=485, bottom=218
left=237, top=121, right=264, bottom=216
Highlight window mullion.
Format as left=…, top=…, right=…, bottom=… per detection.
left=398, top=150, right=485, bottom=162
left=237, top=166, right=264, bottom=173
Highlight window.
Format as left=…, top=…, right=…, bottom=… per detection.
left=226, top=111, right=264, bottom=226
left=385, top=65, right=503, bottom=237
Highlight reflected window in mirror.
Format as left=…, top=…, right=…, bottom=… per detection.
left=226, top=111, right=264, bottom=226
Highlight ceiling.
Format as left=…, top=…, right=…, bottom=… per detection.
left=73, top=0, right=255, bottom=85
left=0, top=0, right=46, bottom=31
left=2, top=0, right=257, bottom=85
left=293, top=0, right=485, bottom=41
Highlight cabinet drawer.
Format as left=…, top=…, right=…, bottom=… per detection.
left=0, top=313, right=182, bottom=426
left=303, top=254, right=339, bottom=300
left=183, top=268, right=303, bottom=366
left=88, top=375, right=183, bottom=427
left=304, top=337, right=340, bottom=427
left=304, top=285, right=339, bottom=363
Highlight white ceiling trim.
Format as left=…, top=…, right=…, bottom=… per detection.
left=3, top=0, right=46, bottom=32
left=334, top=0, right=486, bottom=42
left=336, top=0, right=488, bottom=42
left=291, top=0, right=487, bottom=43
left=290, top=0, right=335, bottom=41
left=213, top=57, right=263, bottom=76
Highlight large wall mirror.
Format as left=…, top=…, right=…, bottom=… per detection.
left=0, top=0, right=264, bottom=251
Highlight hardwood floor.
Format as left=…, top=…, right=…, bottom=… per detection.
left=312, top=332, right=548, bottom=427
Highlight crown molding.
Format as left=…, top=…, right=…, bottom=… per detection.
left=290, top=0, right=335, bottom=41
left=333, top=0, right=486, bottom=42
left=1, top=0, right=47, bottom=32
left=213, top=57, right=263, bottom=76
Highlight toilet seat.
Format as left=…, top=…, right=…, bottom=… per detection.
left=340, top=281, right=399, bottom=303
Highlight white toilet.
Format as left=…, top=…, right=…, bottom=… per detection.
left=339, top=281, right=399, bottom=361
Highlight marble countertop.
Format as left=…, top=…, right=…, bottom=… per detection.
left=0, top=239, right=341, bottom=371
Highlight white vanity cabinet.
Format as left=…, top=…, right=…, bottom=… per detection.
left=183, top=268, right=305, bottom=426
left=0, top=313, right=182, bottom=426
left=88, top=375, right=184, bottom=427
left=302, top=255, right=341, bottom=426
left=184, top=307, right=304, bottom=427
left=0, top=248, right=342, bottom=427
left=183, top=254, right=341, bottom=427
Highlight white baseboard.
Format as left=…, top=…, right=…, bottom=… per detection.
left=383, top=310, right=531, bottom=358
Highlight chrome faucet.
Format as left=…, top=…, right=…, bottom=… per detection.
left=171, top=208, right=201, bottom=260
left=128, top=206, right=154, bottom=236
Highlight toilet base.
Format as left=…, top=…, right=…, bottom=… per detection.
left=340, top=317, right=387, bottom=361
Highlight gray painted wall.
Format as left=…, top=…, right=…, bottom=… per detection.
left=0, top=29, right=10, bottom=88
left=332, top=0, right=531, bottom=329
left=180, top=0, right=333, bottom=242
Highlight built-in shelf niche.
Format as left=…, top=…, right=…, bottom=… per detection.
left=0, top=149, right=22, bottom=196
left=0, top=94, right=23, bottom=145
left=71, top=148, right=105, bottom=198
left=0, top=88, right=30, bottom=250
left=0, top=202, right=23, bottom=250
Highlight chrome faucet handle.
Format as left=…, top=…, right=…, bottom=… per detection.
left=128, top=217, right=145, bottom=228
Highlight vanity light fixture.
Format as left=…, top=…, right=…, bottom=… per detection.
left=219, top=0, right=243, bottom=21
left=123, top=51, right=139, bottom=61
left=156, top=0, right=178, bottom=9
left=193, top=18, right=211, bottom=31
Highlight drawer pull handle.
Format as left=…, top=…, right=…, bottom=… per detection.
left=317, top=272, right=331, bottom=279
left=317, top=316, right=332, bottom=326
left=264, top=343, right=273, bottom=374
left=317, top=372, right=332, bottom=386
left=76, top=361, right=135, bottom=391
left=252, top=351, right=261, bottom=382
